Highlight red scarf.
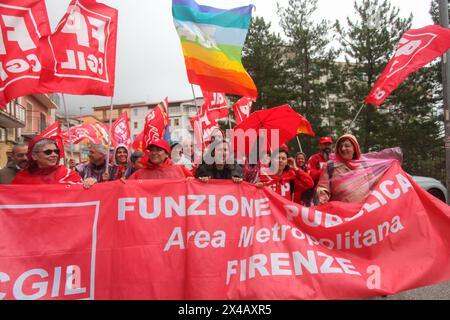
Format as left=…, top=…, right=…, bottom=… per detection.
left=12, top=165, right=82, bottom=184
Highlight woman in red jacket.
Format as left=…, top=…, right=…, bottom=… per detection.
left=258, top=148, right=314, bottom=202
left=13, top=137, right=82, bottom=185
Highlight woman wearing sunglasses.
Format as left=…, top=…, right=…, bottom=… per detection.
left=12, top=137, right=82, bottom=185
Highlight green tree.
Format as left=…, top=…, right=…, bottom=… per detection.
left=336, top=0, right=412, bottom=152
left=337, top=0, right=445, bottom=181
left=277, top=0, right=342, bottom=157
left=241, top=17, right=288, bottom=110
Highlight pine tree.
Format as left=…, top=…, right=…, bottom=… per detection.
left=337, top=0, right=445, bottom=180
left=336, top=0, right=412, bottom=152
left=277, top=0, right=341, bottom=157
left=241, top=17, right=288, bottom=110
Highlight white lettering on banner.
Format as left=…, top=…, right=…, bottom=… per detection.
left=164, top=227, right=226, bottom=251
left=285, top=174, right=413, bottom=226
left=386, top=32, right=437, bottom=78
left=238, top=216, right=404, bottom=250
left=226, top=250, right=362, bottom=284
left=61, top=8, right=106, bottom=53
left=0, top=265, right=86, bottom=300
left=0, top=10, right=42, bottom=87
left=1, top=15, right=36, bottom=52
left=117, top=196, right=272, bottom=221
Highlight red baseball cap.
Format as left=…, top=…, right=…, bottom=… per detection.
left=147, top=139, right=171, bottom=154
left=319, top=137, right=333, bottom=144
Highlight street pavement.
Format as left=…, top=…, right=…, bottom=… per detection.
left=370, top=280, right=450, bottom=300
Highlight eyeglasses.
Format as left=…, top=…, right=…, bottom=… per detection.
left=40, top=149, right=60, bottom=156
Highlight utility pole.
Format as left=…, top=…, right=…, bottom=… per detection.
left=439, top=0, right=450, bottom=204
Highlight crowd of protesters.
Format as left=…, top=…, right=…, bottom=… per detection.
left=0, top=130, right=402, bottom=206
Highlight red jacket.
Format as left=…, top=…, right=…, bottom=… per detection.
left=260, top=169, right=313, bottom=201
left=12, top=165, right=82, bottom=185
left=306, top=153, right=328, bottom=185
left=292, top=168, right=314, bottom=204
left=128, top=158, right=193, bottom=180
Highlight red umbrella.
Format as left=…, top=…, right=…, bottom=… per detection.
left=232, top=104, right=314, bottom=156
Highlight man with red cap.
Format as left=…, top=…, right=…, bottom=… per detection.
left=306, top=136, right=333, bottom=186
left=128, top=138, right=193, bottom=180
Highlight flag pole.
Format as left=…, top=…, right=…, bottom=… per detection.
left=346, top=102, right=365, bottom=133
left=439, top=0, right=450, bottom=204
left=191, top=84, right=205, bottom=152
left=105, top=96, right=114, bottom=174
left=288, top=102, right=303, bottom=153
left=62, top=93, right=74, bottom=161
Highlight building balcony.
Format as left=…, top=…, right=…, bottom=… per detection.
left=0, top=101, right=26, bottom=128
left=33, top=94, right=59, bottom=109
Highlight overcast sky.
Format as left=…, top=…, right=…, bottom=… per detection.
left=44, top=0, right=434, bottom=116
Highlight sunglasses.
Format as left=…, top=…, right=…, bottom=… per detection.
left=40, top=149, right=60, bottom=156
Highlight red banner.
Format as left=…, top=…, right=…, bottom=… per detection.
left=38, top=0, right=118, bottom=96
left=143, top=98, right=169, bottom=147
left=0, top=0, right=51, bottom=108
left=365, top=25, right=450, bottom=107
left=201, top=89, right=229, bottom=119
left=112, top=112, right=131, bottom=147
left=0, top=162, right=449, bottom=300
left=232, top=96, right=253, bottom=125
left=61, top=123, right=109, bottom=145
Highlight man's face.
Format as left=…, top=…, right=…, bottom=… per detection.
left=320, top=142, right=332, bottom=154
left=12, top=146, right=28, bottom=169
left=88, top=147, right=105, bottom=163
left=148, top=145, right=168, bottom=166
left=31, top=143, right=59, bottom=169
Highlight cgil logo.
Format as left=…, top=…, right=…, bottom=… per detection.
left=0, top=9, right=41, bottom=84
left=0, top=265, right=87, bottom=300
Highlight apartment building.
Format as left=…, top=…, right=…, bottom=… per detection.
left=0, top=94, right=59, bottom=168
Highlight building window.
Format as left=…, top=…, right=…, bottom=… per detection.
left=40, top=113, right=46, bottom=132
left=6, top=128, right=15, bottom=141
left=174, top=118, right=180, bottom=127
left=133, top=109, right=138, bottom=116
left=134, top=122, right=138, bottom=129
left=26, top=102, right=33, bottom=131
left=0, top=128, right=5, bottom=142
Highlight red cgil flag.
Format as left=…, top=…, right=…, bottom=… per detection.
left=200, top=89, right=229, bottom=119
left=232, top=97, right=254, bottom=125
left=0, top=0, right=52, bottom=109
left=112, top=112, right=131, bottom=147
left=38, top=0, right=118, bottom=96
left=365, top=25, right=450, bottom=107
left=143, top=98, right=169, bottom=147
left=132, top=130, right=145, bottom=152
left=36, top=121, right=65, bottom=158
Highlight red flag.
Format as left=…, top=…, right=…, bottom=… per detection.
left=143, top=98, right=169, bottom=147
left=38, top=0, right=118, bottom=96
left=61, top=123, right=105, bottom=145
left=232, top=97, right=254, bottom=125
left=38, top=121, right=61, bottom=138
left=201, top=89, right=229, bottom=119
left=37, top=121, right=65, bottom=158
left=132, top=130, right=145, bottom=152
left=296, top=114, right=315, bottom=136
left=112, top=112, right=131, bottom=147
left=0, top=0, right=51, bottom=108
left=365, top=25, right=450, bottom=107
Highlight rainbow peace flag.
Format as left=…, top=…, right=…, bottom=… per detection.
left=172, top=0, right=257, bottom=99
